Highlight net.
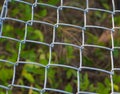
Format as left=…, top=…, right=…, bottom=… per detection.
left=0, top=0, right=120, bottom=94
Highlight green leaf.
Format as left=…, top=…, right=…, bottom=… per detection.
left=21, top=49, right=36, bottom=62
left=40, top=9, right=47, bottom=17
left=22, top=70, right=35, bottom=83
left=66, top=70, right=72, bottom=79
left=114, top=49, right=119, bottom=58
left=113, top=74, right=120, bottom=84
left=66, top=46, right=74, bottom=60
left=0, top=69, right=13, bottom=83
left=80, top=73, right=90, bottom=90
left=65, top=84, right=73, bottom=92
left=24, top=5, right=31, bottom=20
left=114, top=84, right=119, bottom=91
left=83, top=73, right=89, bottom=88
left=102, top=3, right=109, bottom=10
left=28, top=29, right=44, bottom=41
left=32, top=91, right=39, bottom=94
left=47, top=0, right=59, bottom=5
left=35, top=30, right=44, bottom=41
left=83, top=56, right=93, bottom=66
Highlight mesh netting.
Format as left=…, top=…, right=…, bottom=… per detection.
left=0, top=0, right=120, bottom=94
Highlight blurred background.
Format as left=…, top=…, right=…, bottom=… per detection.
left=0, top=0, right=120, bottom=94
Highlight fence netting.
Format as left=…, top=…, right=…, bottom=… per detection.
left=0, top=0, right=120, bottom=94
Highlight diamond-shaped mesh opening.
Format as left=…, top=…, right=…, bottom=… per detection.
left=46, top=66, right=77, bottom=93
left=7, top=1, right=32, bottom=21
left=0, top=38, right=19, bottom=62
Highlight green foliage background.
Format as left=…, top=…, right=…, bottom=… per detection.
left=0, top=0, right=120, bottom=94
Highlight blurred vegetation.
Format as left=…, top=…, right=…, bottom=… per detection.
left=0, top=0, right=120, bottom=94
